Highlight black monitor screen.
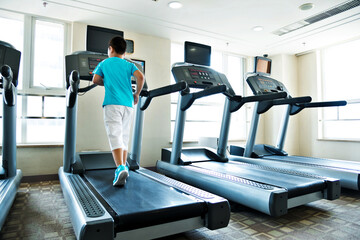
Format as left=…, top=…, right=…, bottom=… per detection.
left=184, top=41, right=211, bottom=66
left=131, top=59, right=145, bottom=74
left=254, top=56, right=271, bottom=75
left=86, top=25, right=124, bottom=54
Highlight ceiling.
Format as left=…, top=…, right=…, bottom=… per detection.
left=1, top=0, right=359, bottom=56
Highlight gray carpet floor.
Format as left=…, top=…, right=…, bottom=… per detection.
left=1, top=180, right=360, bottom=240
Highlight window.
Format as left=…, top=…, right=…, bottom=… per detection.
left=32, top=20, right=65, bottom=89
left=319, top=38, right=360, bottom=141
left=170, top=42, right=246, bottom=141
left=0, top=12, right=67, bottom=144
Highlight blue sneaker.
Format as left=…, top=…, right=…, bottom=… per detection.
left=113, top=165, right=128, bottom=186
left=125, top=166, right=129, bottom=176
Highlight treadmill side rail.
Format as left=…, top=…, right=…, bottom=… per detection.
left=137, top=167, right=230, bottom=230
left=157, top=160, right=288, bottom=217
left=59, top=167, right=114, bottom=240
left=0, top=169, right=22, bottom=231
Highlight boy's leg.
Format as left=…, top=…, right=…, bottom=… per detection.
left=112, top=148, right=125, bottom=167
left=123, top=150, right=128, bottom=165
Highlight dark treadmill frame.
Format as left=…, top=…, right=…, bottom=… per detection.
left=157, top=62, right=340, bottom=217
left=59, top=53, right=230, bottom=240
left=230, top=73, right=359, bottom=190
left=0, top=42, right=22, bottom=230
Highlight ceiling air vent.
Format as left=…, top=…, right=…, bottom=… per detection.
left=273, top=0, right=360, bottom=36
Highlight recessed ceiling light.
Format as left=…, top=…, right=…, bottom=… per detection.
left=168, top=1, right=183, bottom=9
left=299, top=3, right=314, bottom=11
left=252, top=26, right=263, bottom=32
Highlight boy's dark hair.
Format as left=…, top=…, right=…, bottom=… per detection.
left=109, top=36, right=126, bottom=54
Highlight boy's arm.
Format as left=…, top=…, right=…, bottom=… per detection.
left=133, top=70, right=145, bottom=105
left=92, top=74, right=104, bottom=86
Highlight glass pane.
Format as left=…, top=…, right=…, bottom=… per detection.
left=226, top=55, right=243, bottom=95
left=33, top=20, right=64, bottom=89
left=322, top=39, right=360, bottom=101
left=323, top=120, right=360, bottom=140
left=211, top=51, right=222, bottom=72
left=187, top=104, right=223, bottom=122
left=26, top=96, right=42, bottom=117
left=44, top=96, right=66, bottom=117
left=26, top=119, right=65, bottom=143
left=321, top=39, right=360, bottom=139
left=0, top=16, right=24, bottom=90
left=171, top=121, right=221, bottom=141
left=229, top=107, right=247, bottom=140
left=338, top=103, right=360, bottom=120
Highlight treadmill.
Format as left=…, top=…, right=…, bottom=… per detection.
left=0, top=41, right=22, bottom=230
left=59, top=51, right=230, bottom=240
left=229, top=56, right=360, bottom=191
left=157, top=42, right=340, bottom=217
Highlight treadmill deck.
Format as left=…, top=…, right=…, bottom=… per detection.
left=84, top=169, right=205, bottom=231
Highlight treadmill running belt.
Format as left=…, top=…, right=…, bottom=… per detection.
left=84, top=169, right=205, bottom=231
left=192, top=161, right=326, bottom=198
left=267, top=155, right=360, bottom=172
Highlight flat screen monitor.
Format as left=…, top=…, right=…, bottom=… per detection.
left=86, top=25, right=124, bottom=54
left=184, top=41, right=211, bottom=66
left=254, top=56, right=271, bottom=75
left=131, top=59, right=145, bottom=74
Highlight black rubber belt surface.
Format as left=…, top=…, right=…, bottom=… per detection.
left=232, top=161, right=327, bottom=179
left=185, top=165, right=275, bottom=190
left=140, top=168, right=217, bottom=199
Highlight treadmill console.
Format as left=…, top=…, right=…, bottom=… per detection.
left=247, top=75, right=289, bottom=96
left=65, top=51, right=107, bottom=81
left=0, top=41, right=21, bottom=82
left=65, top=51, right=148, bottom=91
left=172, top=65, right=235, bottom=96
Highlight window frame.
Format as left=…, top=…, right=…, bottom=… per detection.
left=170, top=42, right=247, bottom=142
left=317, top=40, right=360, bottom=142
left=0, top=11, right=70, bottom=145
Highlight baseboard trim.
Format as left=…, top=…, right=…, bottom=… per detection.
left=22, top=174, right=59, bottom=183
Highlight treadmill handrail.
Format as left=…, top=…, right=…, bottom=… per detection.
left=258, top=96, right=312, bottom=114
left=290, top=100, right=347, bottom=115
left=1, top=65, right=16, bottom=107
left=66, top=70, right=80, bottom=108
left=140, top=81, right=188, bottom=111
left=229, top=92, right=287, bottom=113
left=181, top=85, right=227, bottom=111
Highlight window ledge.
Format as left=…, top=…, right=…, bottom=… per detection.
left=317, top=138, right=360, bottom=143
left=16, top=143, right=64, bottom=148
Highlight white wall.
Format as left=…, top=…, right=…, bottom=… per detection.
left=297, top=52, right=360, bottom=161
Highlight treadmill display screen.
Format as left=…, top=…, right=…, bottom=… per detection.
left=188, top=68, right=214, bottom=80
left=88, top=57, right=103, bottom=70
left=184, top=41, right=211, bottom=66
left=254, top=56, right=271, bottom=75
left=254, top=77, right=278, bottom=93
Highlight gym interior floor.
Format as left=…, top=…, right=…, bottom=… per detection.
left=1, top=180, right=360, bottom=240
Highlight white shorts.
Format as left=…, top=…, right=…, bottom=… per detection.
left=103, top=105, right=134, bottom=151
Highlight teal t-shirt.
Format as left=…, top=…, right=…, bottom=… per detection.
left=93, top=57, right=138, bottom=107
